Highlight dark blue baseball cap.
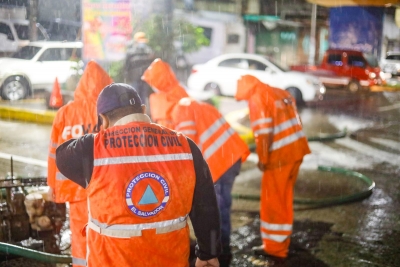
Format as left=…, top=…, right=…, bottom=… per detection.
left=97, top=83, right=142, bottom=115
left=97, top=83, right=143, bottom=125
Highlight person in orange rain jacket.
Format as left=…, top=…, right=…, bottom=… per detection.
left=55, top=83, right=221, bottom=267
left=144, top=60, right=189, bottom=129
left=142, top=59, right=250, bottom=267
left=236, top=75, right=311, bottom=261
left=47, top=61, right=113, bottom=267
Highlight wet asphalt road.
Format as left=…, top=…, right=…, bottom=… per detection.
left=227, top=90, right=400, bottom=267
left=0, top=89, right=400, bottom=266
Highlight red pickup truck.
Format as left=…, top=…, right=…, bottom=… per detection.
left=290, top=49, right=383, bottom=93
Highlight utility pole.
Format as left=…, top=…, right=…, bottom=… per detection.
left=28, top=0, right=38, bottom=41
left=308, top=3, right=317, bottom=65
left=164, top=0, right=175, bottom=65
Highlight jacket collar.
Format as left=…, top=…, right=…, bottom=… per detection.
left=114, top=113, right=152, bottom=126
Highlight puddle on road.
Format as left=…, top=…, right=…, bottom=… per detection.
left=317, top=229, right=400, bottom=267
left=229, top=216, right=331, bottom=267
left=295, top=169, right=370, bottom=200
left=225, top=215, right=400, bottom=267
left=232, top=167, right=372, bottom=203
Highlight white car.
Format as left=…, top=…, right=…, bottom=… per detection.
left=0, top=19, right=30, bottom=55
left=0, top=41, right=82, bottom=101
left=381, top=51, right=400, bottom=78
left=187, top=53, right=326, bottom=103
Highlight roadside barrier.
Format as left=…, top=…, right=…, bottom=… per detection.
left=0, top=105, right=56, bottom=125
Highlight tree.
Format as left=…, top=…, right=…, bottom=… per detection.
left=143, top=14, right=210, bottom=52
left=109, top=14, right=209, bottom=82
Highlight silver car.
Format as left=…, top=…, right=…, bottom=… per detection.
left=381, top=51, right=400, bottom=77
left=187, top=53, right=326, bottom=104
left=0, top=41, right=82, bottom=101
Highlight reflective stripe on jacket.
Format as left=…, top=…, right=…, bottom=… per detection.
left=172, top=97, right=250, bottom=182
left=236, top=75, right=310, bottom=167
left=87, top=122, right=195, bottom=267
left=47, top=61, right=113, bottom=203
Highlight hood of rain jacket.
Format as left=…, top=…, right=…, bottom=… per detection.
left=142, top=58, right=189, bottom=102
left=73, top=61, right=114, bottom=103
left=235, top=75, right=264, bottom=101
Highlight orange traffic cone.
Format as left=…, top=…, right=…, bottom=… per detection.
left=49, top=78, right=63, bottom=109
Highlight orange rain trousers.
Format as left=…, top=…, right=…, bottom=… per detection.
left=260, top=160, right=302, bottom=258
left=69, top=200, right=88, bottom=267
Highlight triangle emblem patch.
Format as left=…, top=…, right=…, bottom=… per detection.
left=138, top=185, right=159, bottom=205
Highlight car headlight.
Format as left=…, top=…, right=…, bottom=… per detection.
left=369, top=72, right=376, bottom=79
left=380, top=71, right=387, bottom=80
left=319, top=85, right=326, bottom=94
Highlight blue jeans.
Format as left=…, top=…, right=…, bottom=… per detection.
left=214, top=159, right=241, bottom=253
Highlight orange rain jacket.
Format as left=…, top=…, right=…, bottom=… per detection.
left=236, top=75, right=310, bottom=168
left=142, top=58, right=189, bottom=128
left=142, top=59, right=250, bottom=182
left=48, top=61, right=113, bottom=202
left=236, top=75, right=310, bottom=258
left=87, top=122, right=195, bottom=267
left=47, top=61, right=113, bottom=266
left=172, top=98, right=250, bottom=182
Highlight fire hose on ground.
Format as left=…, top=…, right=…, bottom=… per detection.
left=232, top=165, right=376, bottom=206
left=0, top=127, right=367, bottom=262
left=0, top=169, right=374, bottom=263
left=0, top=242, right=72, bottom=264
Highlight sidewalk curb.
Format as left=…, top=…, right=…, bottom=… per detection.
left=0, top=106, right=56, bottom=125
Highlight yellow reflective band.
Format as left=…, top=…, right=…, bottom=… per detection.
left=199, top=117, right=226, bottom=144
left=273, top=117, right=300, bottom=134
left=88, top=215, right=188, bottom=238
left=261, top=232, right=289, bottom=242
left=261, top=220, right=292, bottom=231
left=176, top=121, right=195, bottom=130
left=51, top=142, right=58, bottom=148
left=251, top=117, right=273, bottom=127
left=94, top=153, right=193, bottom=166
left=254, top=127, right=273, bottom=135
left=270, top=130, right=305, bottom=151
left=203, top=128, right=235, bottom=160
left=181, top=130, right=197, bottom=135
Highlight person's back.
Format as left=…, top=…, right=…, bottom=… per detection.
left=142, top=59, right=249, bottom=180
left=143, top=59, right=249, bottom=266
left=236, top=75, right=310, bottom=167
left=56, top=83, right=221, bottom=267
left=47, top=61, right=113, bottom=267
left=88, top=122, right=195, bottom=266
left=172, top=97, right=249, bottom=181
left=236, top=75, right=310, bottom=260
left=125, top=43, right=154, bottom=83
left=142, top=58, right=189, bottom=128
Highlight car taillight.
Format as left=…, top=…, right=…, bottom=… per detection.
left=191, top=69, right=198, bottom=74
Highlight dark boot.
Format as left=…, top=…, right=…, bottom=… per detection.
left=252, top=245, right=286, bottom=264
left=218, top=253, right=232, bottom=267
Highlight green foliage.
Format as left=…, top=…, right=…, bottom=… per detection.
left=137, top=15, right=210, bottom=60
left=108, top=60, right=125, bottom=82
left=173, top=18, right=210, bottom=53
